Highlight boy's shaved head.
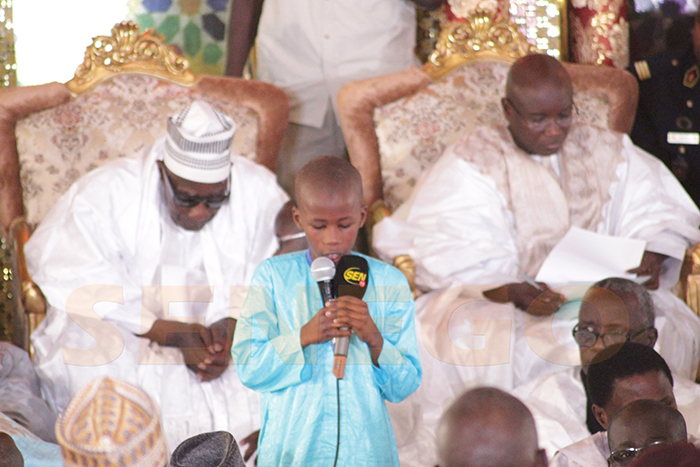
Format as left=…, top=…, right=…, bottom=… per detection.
left=294, top=156, right=363, bottom=207
left=292, top=156, right=367, bottom=262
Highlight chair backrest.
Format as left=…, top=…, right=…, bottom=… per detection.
left=338, top=12, right=639, bottom=213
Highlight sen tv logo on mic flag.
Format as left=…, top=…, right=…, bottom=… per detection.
left=343, top=267, right=367, bottom=288
left=335, top=255, right=369, bottom=300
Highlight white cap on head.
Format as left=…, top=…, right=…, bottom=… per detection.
left=164, top=100, right=236, bottom=183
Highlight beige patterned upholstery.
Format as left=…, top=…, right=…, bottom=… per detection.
left=0, top=22, right=289, bottom=350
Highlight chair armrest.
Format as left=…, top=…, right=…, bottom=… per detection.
left=685, top=243, right=700, bottom=316
left=393, top=254, right=422, bottom=299
left=8, top=216, right=46, bottom=352
left=365, top=200, right=420, bottom=298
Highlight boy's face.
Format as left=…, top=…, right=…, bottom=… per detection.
left=292, top=187, right=367, bottom=263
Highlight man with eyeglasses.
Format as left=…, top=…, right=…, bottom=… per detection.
left=512, top=278, right=700, bottom=463
left=26, top=101, right=288, bottom=454
left=606, top=399, right=690, bottom=466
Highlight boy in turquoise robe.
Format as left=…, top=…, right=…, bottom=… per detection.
left=232, top=156, right=421, bottom=466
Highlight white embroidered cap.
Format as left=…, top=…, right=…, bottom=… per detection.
left=164, top=101, right=236, bottom=183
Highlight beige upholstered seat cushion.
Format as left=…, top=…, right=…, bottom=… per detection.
left=16, top=75, right=259, bottom=227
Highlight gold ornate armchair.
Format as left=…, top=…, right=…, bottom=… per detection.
left=337, top=10, right=639, bottom=295
left=0, top=21, right=290, bottom=351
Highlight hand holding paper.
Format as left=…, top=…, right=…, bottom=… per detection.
left=535, top=227, right=647, bottom=286
left=626, top=250, right=668, bottom=290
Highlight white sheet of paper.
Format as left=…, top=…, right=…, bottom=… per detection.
left=535, top=227, right=646, bottom=285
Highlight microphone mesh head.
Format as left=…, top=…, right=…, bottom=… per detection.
left=310, top=257, right=336, bottom=282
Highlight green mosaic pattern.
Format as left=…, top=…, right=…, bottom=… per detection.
left=129, top=0, right=231, bottom=76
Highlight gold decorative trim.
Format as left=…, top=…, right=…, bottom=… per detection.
left=424, top=10, right=538, bottom=80
left=368, top=199, right=392, bottom=230
left=393, top=255, right=422, bottom=299
left=686, top=243, right=700, bottom=316
left=66, top=21, right=197, bottom=95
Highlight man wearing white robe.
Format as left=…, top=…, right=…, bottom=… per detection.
left=513, top=278, right=700, bottom=461
left=26, top=101, right=288, bottom=454
left=550, top=343, right=680, bottom=466
left=373, top=54, right=700, bottom=467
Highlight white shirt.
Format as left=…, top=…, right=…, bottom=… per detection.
left=256, top=0, right=418, bottom=127
left=551, top=431, right=609, bottom=467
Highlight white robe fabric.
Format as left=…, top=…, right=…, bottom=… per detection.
left=512, top=366, right=700, bottom=459
left=373, top=124, right=700, bottom=467
left=374, top=125, right=700, bottom=293
left=26, top=140, right=288, bottom=454
left=551, top=431, right=609, bottom=467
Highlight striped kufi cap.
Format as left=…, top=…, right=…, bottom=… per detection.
left=56, top=376, right=168, bottom=467
left=164, top=100, right=236, bottom=183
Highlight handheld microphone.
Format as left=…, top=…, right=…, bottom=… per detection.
left=332, top=255, right=369, bottom=379
left=310, top=256, right=336, bottom=304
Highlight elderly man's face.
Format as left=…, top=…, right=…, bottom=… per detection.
left=502, top=82, right=574, bottom=156
left=159, top=161, right=230, bottom=231
left=576, top=288, right=656, bottom=367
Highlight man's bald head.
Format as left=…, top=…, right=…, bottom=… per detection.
left=437, top=387, right=546, bottom=467
left=292, top=156, right=367, bottom=261
left=505, top=54, right=572, bottom=102
left=502, top=54, right=574, bottom=156
left=609, top=399, right=687, bottom=450
left=608, top=400, right=687, bottom=465
left=274, top=200, right=308, bottom=255
left=294, top=155, right=363, bottom=208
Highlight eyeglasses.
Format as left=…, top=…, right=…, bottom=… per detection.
left=607, top=440, right=667, bottom=465
left=572, top=324, right=653, bottom=348
left=504, top=98, right=576, bottom=132
left=278, top=231, right=306, bottom=244
left=159, top=162, right=230, bottom=209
